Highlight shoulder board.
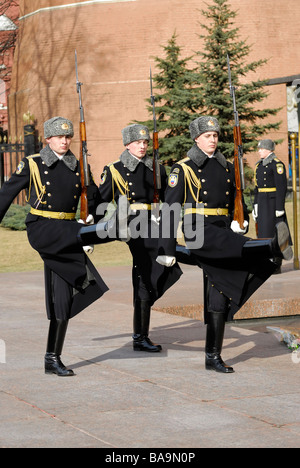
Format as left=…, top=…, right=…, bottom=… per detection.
left=26, top=153, right=40, bottom=160
left=107, top=159, right=120, bottom=168
left=178, top=157, right=190, bottom=166
left=274, top=158, right=281, bottom=163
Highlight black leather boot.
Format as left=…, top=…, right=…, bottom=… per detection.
left=77, top=202, right=130, bottom=245
left=45, top=319, right=75, bottom=376
left=242, top=222, right=292, bottom=261
left=175, top=245, right=198, bottom=266
left=133, top=300, right=162, bottom=352
left=205, top=311, right=234, bottom=373
left=77, top=218, right=116, bottom=245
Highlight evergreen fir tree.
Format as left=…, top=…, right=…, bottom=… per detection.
left=194, top=0, right=281, bottom=158
left=135, top=32, right=199, bottom=164
left=136, top=0, right=281, bottom=168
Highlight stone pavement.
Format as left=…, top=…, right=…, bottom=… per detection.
left=0, top=263, right=300, bottom=449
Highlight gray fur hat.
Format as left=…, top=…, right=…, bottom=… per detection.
left=122, top=124, right=150, bottom=146
left=258, top=139, right=275, bottom=152
left=190, top=116, right=220, bottom=141
left=44, top=116, right=74, bottom=139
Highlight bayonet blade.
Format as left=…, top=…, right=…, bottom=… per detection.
left=75, top=50, right=84, bottom=122
left=150, top=67, right=157, bottom=133
left=227, top=54, right=234, bottom=98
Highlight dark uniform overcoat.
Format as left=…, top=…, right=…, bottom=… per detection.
left=0, top=145, right=108, bottom=319
left=158, top=144, right=276, bottom=321
left=254, top=153, right=291, bottom=239
left=98, top=150, right=182, bottom=305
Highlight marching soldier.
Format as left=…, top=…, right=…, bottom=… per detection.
left=0, top=117, right=113, bottom=377
left=98, top=124, right=182, bottom=352
left=252, top=139, right=292, bottom=270
left=157, top=116, right=292, bottom=373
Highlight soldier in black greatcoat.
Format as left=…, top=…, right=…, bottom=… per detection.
left=252, top=139, right=292, bottom=271
left=0, top=117, right=111, bottom=377
left=98, top=124, right=182, bottom=352
left=157, top=116, right=292, bottom=373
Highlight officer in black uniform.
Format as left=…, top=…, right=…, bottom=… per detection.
left=98, top=124, right=182, bottom=352
left=0, top=116, right=111, bottom=377
left=157, top=116, right=292, bottom=373
left=252, top=139, right=291, bottom=271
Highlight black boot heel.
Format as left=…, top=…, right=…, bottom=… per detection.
left=242, top=222, right=292, bottom=261
left=45, top=319, right=75, bottom=376
left=45, top=352, right=75, bottom=377
left=133, top=336, right=162, bottom=352
left=132, top=300, right=162, bottom=353
left=205, top=311, right=234, bottom=374
left=205, top=353, right=234, bottom=373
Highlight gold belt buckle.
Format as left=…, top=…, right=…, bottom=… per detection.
left=216, top=208, right=222, bottom=215
left=59, top=212, right=66, bottom=220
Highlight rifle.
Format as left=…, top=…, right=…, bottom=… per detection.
left=75, top=50, right=90, bottom=223
left=227, top=54, right=245, bottom=230
left=150, top=67, right=161, bottom=218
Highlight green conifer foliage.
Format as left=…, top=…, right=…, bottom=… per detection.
left=136, top=0, right=281, bottom=168
left=195, top=0, right=281, bottom=158
left=136, top=32, right=199, bottom=164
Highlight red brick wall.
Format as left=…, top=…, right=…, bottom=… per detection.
left=0, top=1, right=19, bottom=130
left=9, top=0, right=300, bottom=182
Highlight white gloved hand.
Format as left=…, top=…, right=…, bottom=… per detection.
left=230, top=220, right=249, bottom=234
left=78, top=215, right=95, bottom=254
left=252, top=204, right=258, bottom=221
left=151, top=213, right=161, bottom=225
left=156, top=255, right=176, bottom=267
left=78, top=214, right=94, bottom=225
left=276, top=210, right=285, bottom=217
left=83, top=245, right=94, bottom=254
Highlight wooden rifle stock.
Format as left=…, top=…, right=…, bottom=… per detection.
left=79, top=121, right=89, bottom=222
left=75, top=51, right=90, bottom=224
left=233, top=125, right=244, bottom=229
left=227, top=54, right=245, bottom=230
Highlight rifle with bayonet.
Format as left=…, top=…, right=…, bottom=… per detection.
left=75, top=50, right=90, bottom=224
left=227, top=54, right=245, bottom=230
left=150, top=67, right=161, bottom=219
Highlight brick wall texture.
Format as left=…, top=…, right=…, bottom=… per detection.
left=8, top=0, right=300, bottom=182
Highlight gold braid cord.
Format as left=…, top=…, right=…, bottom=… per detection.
left=25, top=155, right=46, bottom=206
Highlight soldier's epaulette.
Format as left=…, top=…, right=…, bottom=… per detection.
left=107, top=159, right=120, bottom=168
left=178, top=157, right=190, bottom=166
left=26, top=153, right=40, bottom=160
left=274, top=158, right=281, bottom=163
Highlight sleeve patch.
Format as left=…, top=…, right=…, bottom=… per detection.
left=100, top=169, right=107, bottom=185
left=16, top=161, right=25, bottom=175
left=168, top=173, right=179, bottom=188
left=276, top=163, right=284, bottom=175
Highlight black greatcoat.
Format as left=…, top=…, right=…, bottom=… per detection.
left=254, top=153, right=291, bottom=241
left=158, top=144, right=276, bottom=322
left=0, top=145, right=108, bottom=319
left=98, top=150, right=182, bottom=306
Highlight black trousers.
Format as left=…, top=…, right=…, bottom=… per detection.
left=207, top=280, right=228, bottom=314
left=132, top=266, right=151, bottom=303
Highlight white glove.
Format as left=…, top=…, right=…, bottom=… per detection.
left=252, top=204, right=258, bottom=221
left=78, top=214, right=94, bottom=225
left=78, top=215, right=95, bottom=254
left=276, top=210, right=285, bottom=217
left=83, top=245, right=94, bottom=254
left=156, top=255, right=176, bottom=267
left=151, top=213, right=161, bottom=225
left=230, top=220, right=249, bottom=234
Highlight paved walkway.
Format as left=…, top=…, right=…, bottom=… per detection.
left=0, top=263, right=300, bottom=448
